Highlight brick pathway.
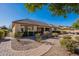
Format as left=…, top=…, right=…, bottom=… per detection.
left=0, top=37, right=52, bottom=56
left=0, top=37, right=77, bottom=56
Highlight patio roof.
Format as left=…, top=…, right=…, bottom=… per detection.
left=12, top=19, right=51, bottom=27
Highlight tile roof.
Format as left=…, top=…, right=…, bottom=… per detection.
left=13, top=19, right=51, bottom=27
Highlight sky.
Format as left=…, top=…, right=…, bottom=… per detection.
left=0, top=3, right=79, bottom=27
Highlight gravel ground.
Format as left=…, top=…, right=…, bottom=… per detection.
left=43, top=38, right=78, bottom=56
left=11, top=39, right=42, bottom=51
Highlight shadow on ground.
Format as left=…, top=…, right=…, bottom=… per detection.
left=0, top=38, right=10, bottom=43
left=20, top=36, right=60, bottom=41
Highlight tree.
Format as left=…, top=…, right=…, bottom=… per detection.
left=8, top=24, right=12, bottom=32
left=72, top=19, right=79, bottom=29
left=24, top=3, right=79, bottom=18
left=1, top=26, right=8, bottom=30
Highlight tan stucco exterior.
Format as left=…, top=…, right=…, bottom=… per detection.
left=12, top=23, right=38, bottom=33
left=12, top=24, right=21, bottom=36
left=12, top=22, right=53, bottom=35
left=12, top=23, right=52, bottom=36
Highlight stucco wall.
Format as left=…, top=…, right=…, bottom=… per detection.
left=33, top=26, right=37, bottom=32
left=12, top=24, right=38, bottom=34
left=12, top=24, right=21, bottom=34
left=12, top=23, right=51, bottom=36
left=27, top=26, right=37, bottom=32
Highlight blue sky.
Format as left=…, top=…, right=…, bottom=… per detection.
left=0, top=3, right=79, bottom=27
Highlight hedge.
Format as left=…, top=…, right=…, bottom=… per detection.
left=0, top=30, right=5, bottom=39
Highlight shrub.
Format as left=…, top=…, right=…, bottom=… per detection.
left=52, top=33, right=58, bottom=37
left=62, top=31, right=68, bottom=34
left=75, top=36, right=79, bottom=42
left=35, top=33, right=42, bottom=42
left=60, top=35, right=77, bottom=53
left=14, top=32, right=23, bottom=38
left=23, top=31, right=28, bottom=37
left=0, top=30, right=5, bottom=39
left=3, top=29, right=9, bottom=36
left=44, top=32, right=50, bottom=38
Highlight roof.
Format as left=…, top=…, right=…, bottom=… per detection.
left=12, top=19, right=51, bottom=27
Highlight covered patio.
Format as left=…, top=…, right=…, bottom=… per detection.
left=12, top=19, right=52, bottom=37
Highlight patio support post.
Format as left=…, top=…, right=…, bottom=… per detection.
left=50, top=28, right=52, bottom=32
left=27, top=27, right=29, bottom=36
left=44, top=27, right=45, bottom=34
left=33, top=26, right=34, bottom=36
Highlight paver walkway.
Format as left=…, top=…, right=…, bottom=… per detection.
left=0, top=37, right=78, bottom=56
left=0, top=37, right=52, bottom=56
left=43, top=38, right=77, bottom=56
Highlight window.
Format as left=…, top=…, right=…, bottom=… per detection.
left=20, top=25, right=25, bottom=32
left=28, top=27, right=33, bottom=31
left=21, top=28, right=24, bottom=32
left=45, top=28, right=49, bottom=31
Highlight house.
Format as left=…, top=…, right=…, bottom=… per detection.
left=70, top=30, right=79, bottom=34
left=12, top=19, right=52, bottom=37
left=56, top=26, right=73, bottom=34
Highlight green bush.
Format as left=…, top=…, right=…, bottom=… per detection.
left=62, top=35, right=72, bottom=39
left=62, top=31, right=68, bottom=34
left=14, top=32, right=23, bottom=38
left=75, top=36, right=79, bottom=42
left=3, top=29, right=9, bottom=36
left=0, top=30, right=5, bottom=39
left=52, top=33, right=58, bottom=37
left=35, top=33, right=42, bottom=42
left=44, top=32, right=50, bottom=38
left=60, top=35, right=77, bottom=53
